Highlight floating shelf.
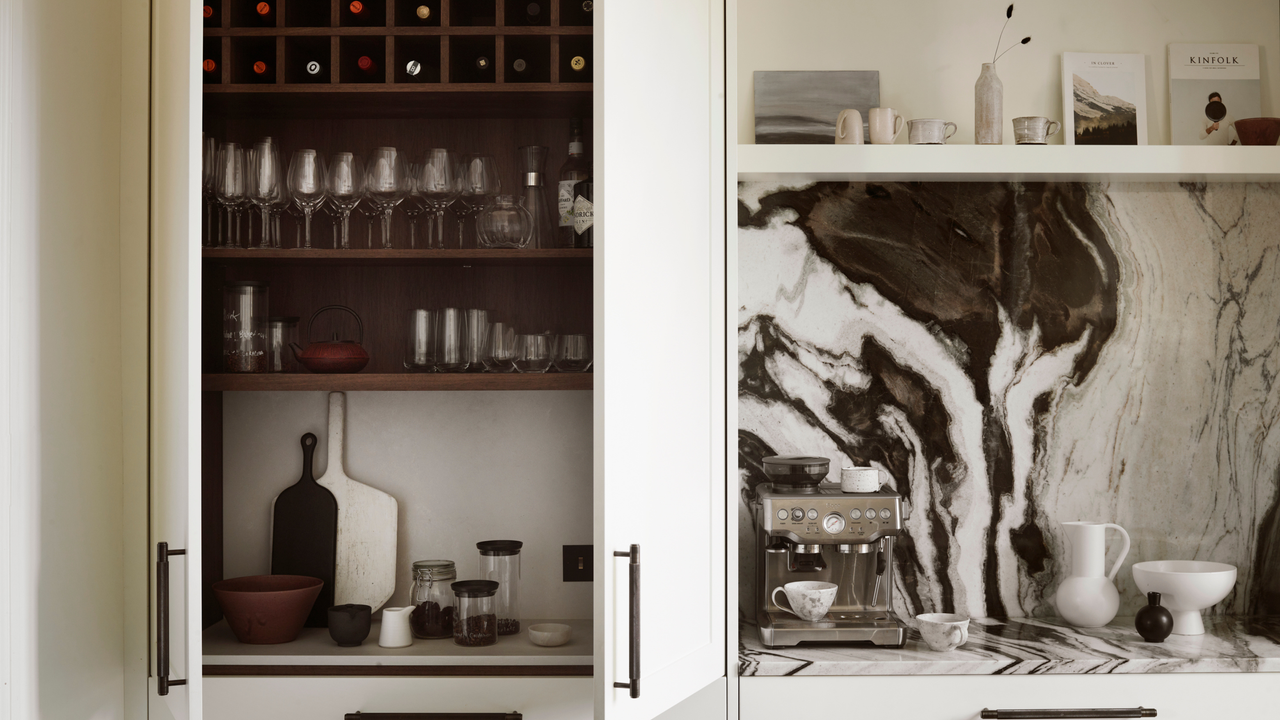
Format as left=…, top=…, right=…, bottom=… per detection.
left=202, top=247, right=593, bottom=266
left=737, top=145, right=1280, bottom=182
left=203, top=372, right=592, bottom=392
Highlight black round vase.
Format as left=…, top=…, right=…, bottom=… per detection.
left=1134, top=591, right=1174, bottom=643
left=328, top=604, right=372, bottom=647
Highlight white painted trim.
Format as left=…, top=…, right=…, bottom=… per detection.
left=724, top=0, right=741, bottom=716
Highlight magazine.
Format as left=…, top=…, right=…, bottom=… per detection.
left=1169, top=44, right=1260, bottom=146
left=1062, top=53, right=1148, bottom=146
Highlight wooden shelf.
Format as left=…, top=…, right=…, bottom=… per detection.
left=737, top=145, right=1280, bottom=182
left=206, top=26, right=592, bottom=36
left=203, top=247, right=593, bottom=266
left=202, top=372, right=593, bottom=391
left=202, top=87, right=590, bottom=117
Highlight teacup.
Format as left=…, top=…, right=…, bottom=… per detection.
left=771, top=581, right=838, bottom=622
left=868, top=108, right=904, bottom=145
left=1013, top=116, right=1061, bottom=145
left=915, top=613, right=970, bottom=651
left=907, top=118, right=958, bottom=145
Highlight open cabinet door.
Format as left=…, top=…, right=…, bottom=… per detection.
left=595, top=1, right=727, bottom=718
left=148, top=1, right=203, bottom=718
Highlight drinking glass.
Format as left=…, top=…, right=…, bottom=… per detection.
left=203, top=134, right=217, bottom=246
left=365, top=147, right=409, bottom=249
left=514, top=334, right=552, bottom=373
left=482, top=322, right=517, bottom=373
left=327, top=152, right=365, bottom=250
left=248, top=140, right=282, bottom=249
left=404, top=309, right=437, bottom=372
left=476, top=195, right=533, bottom=249
left=215, top=142, right=246, bottom=247
left=287, top=149, right=327, bottom=249
left=453, top=155, right=500, bottom=248
left=416, top=149, right=456, bottom=249
left=435, top=308, right=469, bottom=372
left=553, top=334, right=592, bottom=372
left=463, top=309, right=489, bottom=371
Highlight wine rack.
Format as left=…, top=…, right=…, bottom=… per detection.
left=202, top=0, right=593, bottom=93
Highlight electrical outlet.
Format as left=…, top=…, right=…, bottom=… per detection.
left=562, top=544, right=593, bottom=582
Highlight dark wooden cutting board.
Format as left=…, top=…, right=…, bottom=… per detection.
left=270, top=432, right=338, bottom=628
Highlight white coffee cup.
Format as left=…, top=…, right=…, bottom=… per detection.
left=771, top=581, right=838, bottom=622
left=915, top=612, right=970, bottom=652
left=841, top=466, right=880, bottom=493
left=835, top=109, right=864, bottom=145
left=378, top=606, right=414, bottom=648
left=908, top=118, right=958, bottom=145
left=868, top=108, right=904, bottom=144
left=1013, top=116, right=1061, bottom=144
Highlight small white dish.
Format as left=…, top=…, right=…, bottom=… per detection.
left=528, top=623, right=572, bottom=647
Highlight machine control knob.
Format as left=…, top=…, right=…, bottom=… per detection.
left=777, top=509, right=788, bottom=521
left=791, top=508, right=804, bottom=522
left=849, top=508, right=862, bottom=520
left=822, top=512, right=846, bottom=535
left=807, top=508, right=818, bottom=520
left=879, top=508, right=892, bottom=520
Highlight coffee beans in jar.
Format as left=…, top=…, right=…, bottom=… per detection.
left=410, top=560, right=457, bottom=639
left=450, top=580, right=499, bottom=648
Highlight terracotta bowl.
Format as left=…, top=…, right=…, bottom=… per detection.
left=213, top=575, right=323, bottom=644
left=1234, top=117, right=1280, bottom=146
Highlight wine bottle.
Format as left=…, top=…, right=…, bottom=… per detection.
left=348, top=0, right=367, bottom=15
left=582, top=1, right=593, bottom=10
left=202, top=58, right=218, bottom=82
left=203, top=4, right=215, bottom=21
left=512, top=58, right=528, bottom=74
left=475, top=56, right=491, bottom=71
left=356, top=55, right=380, bottom=77
left=569, top=55, right=587, bottom=73
left=253, top=1, right=274, bottom=25
left=415, top=4, right=431, bottom=20
left=557, top=119, right=590, bottom=246
left=405, top=60, right=423, bottom=78
left=250, top=59, right=271, bottom=83
left=523, top=2, right=542, bottom=24
left=304, top=60, right=324, bottom=81
left=571, top=177, right=593, bottom=248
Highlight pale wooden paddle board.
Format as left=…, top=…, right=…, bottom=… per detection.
left=317, top=392, right=398, bottom=611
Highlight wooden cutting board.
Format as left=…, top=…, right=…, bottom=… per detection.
left=269, top=433, right=338, bottom=627
left=316, top=392, right=398, bottom=612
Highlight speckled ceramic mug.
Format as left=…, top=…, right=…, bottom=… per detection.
left=771, top=581, right=838, bottom=622
left=915, top=612, right=970, bottom=651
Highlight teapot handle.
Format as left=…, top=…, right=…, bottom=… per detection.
left=306, top=304, right=364, bottom=346
left=1103, top=523, right=1131, bottom=581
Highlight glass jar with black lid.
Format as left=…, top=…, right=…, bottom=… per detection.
left=450, top=579, right=498, bottom=647
left=477, top=540, right=522, bottom=635
left=410, top=560, right=456, bottom=639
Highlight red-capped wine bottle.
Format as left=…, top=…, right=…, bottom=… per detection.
left=356, top=55, right=380, bottom=77
left=253, top=1, right=274, bottom=25
left=349, top=0, right=367, bottom=15
left=251, top=59, right=271, bottom=82
left=202, top=58, right=219, bottom=82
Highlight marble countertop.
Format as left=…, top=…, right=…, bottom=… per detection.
left=739, top=616, right=1280, bottom=676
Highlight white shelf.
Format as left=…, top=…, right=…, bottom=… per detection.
left=737, top=144, right=1280, bottom=182
left=203, top=618, right=591, bottom=668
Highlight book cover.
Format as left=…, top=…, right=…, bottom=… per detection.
left=1169, top=44, right=1260, bottom=146
left=1062, top=53, right=1148, bottom=146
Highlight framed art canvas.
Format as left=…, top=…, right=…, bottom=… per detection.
left=1062, top=53, right=1148, bottom=145
left=754, top=71, right=880, bottom=144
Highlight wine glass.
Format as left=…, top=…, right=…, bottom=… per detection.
left=287, top=149, right=327, bottom=249
left=365, top=147, right=409, bottom=249
left=202, top=134, right=217, bottom=246
left=215, top=142, right=246, bottom=248
left=416, top=148, right=456, bottom=249
left=452, top=155, right=500, bottom=248
left=248, top=139, right=282, bottom=250
left=326, top=152, right=365, bottom=250
left=402, top=163, right=427, bottom=249
left=357, top=197, right=380, bottom=248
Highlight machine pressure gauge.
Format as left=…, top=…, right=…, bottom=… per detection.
left=822, top=512, right=847, bottom=535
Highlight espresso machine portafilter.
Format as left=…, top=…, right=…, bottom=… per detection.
left=754, top=455, right=906, bottom=648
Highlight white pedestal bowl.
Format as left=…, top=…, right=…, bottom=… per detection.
left=1131, top=561, right=1237, bottom=635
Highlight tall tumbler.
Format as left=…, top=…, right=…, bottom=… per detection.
left=435, top=308, right=469, bottom=372
left=518, top=145, right=553, bottom=249
left=404, top=309, right=437, bottom=372
left=223, top=281, right=268, bottom=373
left=463, top=309, right=489, bottom=372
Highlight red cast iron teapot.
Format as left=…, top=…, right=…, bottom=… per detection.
left=290, top=305, right=370, bottom=374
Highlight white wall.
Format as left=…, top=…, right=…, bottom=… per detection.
left=737, top=0, right=1280, bottom=145
left=1, top=0, right=127, bottom=718
left=223, top=390, right=594, bottom=620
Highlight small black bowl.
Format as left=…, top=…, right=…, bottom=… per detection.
left=328, top=604, right=372, bottom=647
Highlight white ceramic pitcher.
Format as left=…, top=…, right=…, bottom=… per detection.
left=1055, top=521, right=1130, bottom=627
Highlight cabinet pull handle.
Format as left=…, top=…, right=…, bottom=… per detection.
left=612, top=544, right=641, bottom=699
left=981, top=709, right=1156, bottom=719
left=344, top=714, right=522, bottom=719
left=156, top=542, right=187, bottom=696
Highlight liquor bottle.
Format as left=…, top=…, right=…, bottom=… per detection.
left=557, top=119, right=590, bottom=247
left=203, top=58, right=219, bottom=83
left=571, top=177, right=593, bottom=248
left=356, top=55, right=380, bottom=78
left=252, top=0, right=274, bottom=26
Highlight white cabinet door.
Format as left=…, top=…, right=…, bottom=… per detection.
left=148, top=0, right=203, bottom=717
left=595, top=1, right=727, bottom=718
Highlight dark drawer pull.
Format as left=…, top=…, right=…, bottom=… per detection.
left=981, top=709, right=1156, bottom=719
left=156, top=542, right=187, bottom=696
left=344, top=714, right=522, bottom=719
left=612, top=544, right=641, bottom=699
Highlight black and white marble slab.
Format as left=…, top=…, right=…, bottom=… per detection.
left=739, top=616, right=1280, bottom=676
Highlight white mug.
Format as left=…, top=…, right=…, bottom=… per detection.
left=378, top=606, right=414, bottom=648
left=868, top=108, right=904, bottom=144
left=770, top=581, right=837, bottom=622
left=915, top=613, right=970, bottom=652
left=841, top=466, right=879, bottom=493
left=1013, top=116, right=1061, bottom=144
left=908, top=118, right=958, bottom=145
left=835, top=109, right=864, bottom=145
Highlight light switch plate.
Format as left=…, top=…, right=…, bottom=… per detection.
left=562, top=545, right=593, bottom=582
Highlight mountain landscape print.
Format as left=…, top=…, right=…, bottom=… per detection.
left=1073, top=74, right=1137, bottom=144
left=1063, top=53, right=1147, bottom=145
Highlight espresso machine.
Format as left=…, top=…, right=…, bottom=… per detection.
left=754, top=455, right=906, bottom=647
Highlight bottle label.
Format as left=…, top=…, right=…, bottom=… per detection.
left=558, top=180, right=576, bottom=226
left=573, top=195, right=594, bottom=234
left=569, top=141, right=584, bottom=155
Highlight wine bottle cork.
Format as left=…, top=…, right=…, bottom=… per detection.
left=840, top=466, right=879, bottom=493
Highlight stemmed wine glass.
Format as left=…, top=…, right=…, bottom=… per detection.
left=402, top=163, right=427, bottom=249
left=416, top=148, right=457, bottom=249
left=452, top=155, right=500, bottom=248
left=215, top=142, right=246, bottom=247
left=287, top=149, right=327, bottom=249
left=365, top=147, right=409, bottom=249
left=202, top=134, right=217, bottom=246
left=326, top=152, right=365, bottom=250
left=248, top=139, right=282, bottom=250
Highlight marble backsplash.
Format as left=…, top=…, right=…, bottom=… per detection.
left=737, top=181, right=1280, bottom=621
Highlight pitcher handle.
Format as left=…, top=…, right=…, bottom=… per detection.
left=771, top=586, right=799, bottom=618
left=1103, top=523, right=1130, bottom=581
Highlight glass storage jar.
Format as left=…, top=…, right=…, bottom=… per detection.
left=450, top=580, right=499, bottom=647
left=477, top=540, right=523, bottom=635
left=266, top=316, right=299, bottom=373
left=223, top=281, right=269, bottom=373
left=410, top=560, right=457, bottom=639
left=476, top=195, right=533, bottom=249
